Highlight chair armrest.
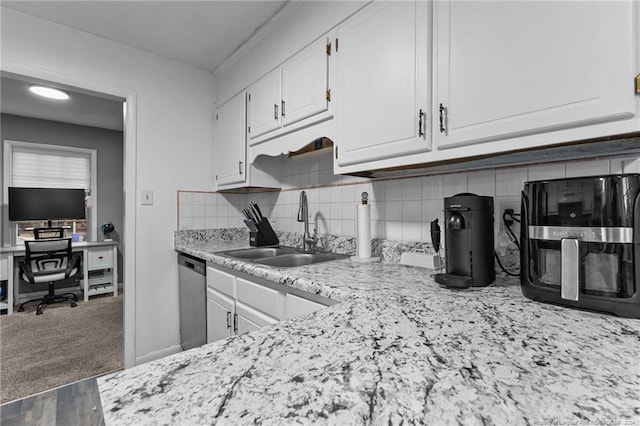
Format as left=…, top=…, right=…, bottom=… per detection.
left=64, top=254, right=81, bottom=279
left=19, top=261, right=35, bottom=284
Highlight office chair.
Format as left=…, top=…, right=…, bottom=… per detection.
left=17, top=238, right=80, bottom=315
left=33, top=227, right=65, bottom=240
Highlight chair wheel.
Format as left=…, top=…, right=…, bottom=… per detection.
left=18, top=307, right=25, bottom=312
left=36, top=310, right=43, bottom=315
left=71, top=302, right=78, bottom=307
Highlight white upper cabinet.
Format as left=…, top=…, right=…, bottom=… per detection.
left=215, top=91, right=246, bottom=187
left=434, top=0, right=638, bottom=150
left=334, top=0, right=431, bottom=170
left=247, top=70, right=281, bottom=140
left=247, top=38, right=332, bottom=147
left=281, top=38, right=329, bottom=128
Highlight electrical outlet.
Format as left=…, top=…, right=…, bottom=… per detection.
left=495, top=196, right=521, bottom=235
left=141, top=189, right=154, bottom=206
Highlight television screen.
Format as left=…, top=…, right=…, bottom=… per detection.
left=8, top=187, right=86, bottom=221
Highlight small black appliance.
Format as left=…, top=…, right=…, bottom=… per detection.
left=521, top=174, right=640, bottom=318
left=435, top=193, right=495, bottom=289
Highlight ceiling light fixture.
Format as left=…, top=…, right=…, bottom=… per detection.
left=29, top=85, right=70, bottom=100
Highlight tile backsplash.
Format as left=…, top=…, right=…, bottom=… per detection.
left=178, top=152, right=640, bottom=244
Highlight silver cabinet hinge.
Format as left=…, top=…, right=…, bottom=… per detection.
left=326, top=89, right=331, bottom=102
left=326, top=42, right=331, bottom=56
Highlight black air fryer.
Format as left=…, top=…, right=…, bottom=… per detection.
left=435, top=193, right=495, bottom=289
left=521, top=174, right=640, bottom=318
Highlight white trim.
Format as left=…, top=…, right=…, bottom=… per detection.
left=135, top=344, right=182, bottom=366
left=2, top=140, right=97, bottom=245
left=1, top=60, right=137, bottom=369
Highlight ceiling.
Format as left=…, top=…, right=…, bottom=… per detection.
left=1, top=1, right=289, bottom=73
left=1, top=1, right=289, bottom=130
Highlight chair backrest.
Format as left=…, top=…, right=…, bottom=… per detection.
left=33, top=227, right=65, bottom=240
left=24, top=238, right=73, bottom=268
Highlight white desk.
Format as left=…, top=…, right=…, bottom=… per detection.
left=0, top=241, right=118, bottom=315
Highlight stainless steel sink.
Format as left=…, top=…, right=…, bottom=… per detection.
left=218, top=246, right=349, bottom=268
left=222, top=247, right=297, bottom=259
left=254, top=253, right=349, bottom=267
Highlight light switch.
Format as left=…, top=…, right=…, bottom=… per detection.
left=141, top=190, right=154, bottom=205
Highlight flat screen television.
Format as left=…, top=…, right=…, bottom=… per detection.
left=8, top=187, right=86, bottom=222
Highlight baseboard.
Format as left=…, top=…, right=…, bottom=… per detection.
left=135, top=344, right=182, bottom=366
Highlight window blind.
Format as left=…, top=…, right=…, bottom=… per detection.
left=11, top=148, right=91, bottom=190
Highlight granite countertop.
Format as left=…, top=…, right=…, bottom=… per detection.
left=98, top=231, right=640, bottom=425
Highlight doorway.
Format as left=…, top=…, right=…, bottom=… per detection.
left=0, top=71, right=133, bottom=403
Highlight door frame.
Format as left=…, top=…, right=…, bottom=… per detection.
left=2, top=61, right=137, bottom=368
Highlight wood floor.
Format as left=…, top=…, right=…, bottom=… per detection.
left=0, top=377, right=104, bottom=426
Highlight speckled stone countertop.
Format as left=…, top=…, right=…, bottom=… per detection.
left=98, top=230, right=640, bottom=425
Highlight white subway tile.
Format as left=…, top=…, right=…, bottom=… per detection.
left=527, top=163, right=565, bottom=181
left=205, top=217, right=217, bottom=229
left=565, top=159, right=609, bottom=178
left=178, top=217, right=192, bottom=230
left=192, top=192, right=205, bottom=205
left=342, top=184, right=356, bottom=203
left=443, top=173, right=468, bottom=197
left=422, top=199, right=442, bottom=222
left=330, top=219, right=342, bottom=235
left=216, top=217, right=229, bottom=228
left=342, top=219, right=355, bottom=237
left=385, top=202, right=402, bottom=221
left=467, top=170, right=495, bottom=196
left=205, top=204, right=217, bottom=218
left=402, top=200, right=422, bottom=222
left=422, top=175, right=443, bottom=200
left=370, top=201, right=385, bottom=221
left=179, top=191, right=192, bottom=204
left=330, top=202, right=342, bottom=220
left=371, top=181, right=386, bottom=202
left=180, top=204, right=193, bottom=218
left=343, top=202, right=356, bottom=220
left=192, top=217, right=205, bottom=229
left=385, top=221, right=403, bottom=240
left=371, top=221, right=386, bottom=239
left=402, top=178, right=422, bottom=200
left=495, top=168, right=526, bottom=196
left=402, top=222, right=423, bottom=242
left=216, top=204, right=229, bottom=216
left=192, top=204, right=205, bottom=218
left=205, top=192, right=217, bottom=205
left=385, top=179, right=403, bottom=201
left=330, top=185, right=343, bottom=203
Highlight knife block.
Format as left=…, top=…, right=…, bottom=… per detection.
left=249, top=217, right=279, bottom=247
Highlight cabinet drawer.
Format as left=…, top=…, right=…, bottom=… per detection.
left=87, top=247, right=114, bottom=270
left=236, top=277, right=281, bottom=318
left=285, top=293, right=327, bottom=320
left=206, top=267, right=235, bottom=297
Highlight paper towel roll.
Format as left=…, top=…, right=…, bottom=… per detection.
left=357, top=203, right=371, bottom=259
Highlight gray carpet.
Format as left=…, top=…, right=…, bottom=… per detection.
left=0, top=294, right=123, bottom=404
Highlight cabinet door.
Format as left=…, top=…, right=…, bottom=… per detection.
left=207, top=288, right=234, bottom=343
left=281, top=38, right=329, bottom=128
left=434, top=1, right=637, bottom=149
left=336, top=1, right=430, bottom=167
left=206, top=266, right=235, bottom=298
left=235, top=301, right=278, bottom=335
left=284, top=293, right=326, bottom=320
left=247, top=70, right=281, bottom=142
left=236, top=277, right=281, bottom=319
left=216, top=92, right=246, bottom=186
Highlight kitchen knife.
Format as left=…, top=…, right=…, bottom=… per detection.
left=251, top=202, right=264, bottom=221
left=249, top=203, right=262, bottom=222
left=242, top=208, right=254, bottom=222
left=243, top=219, right=259, bottom=232
left=430, top=219, right=441, bottom=253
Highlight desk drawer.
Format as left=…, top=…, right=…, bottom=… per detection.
left=87, top=247, right=114, bottom=270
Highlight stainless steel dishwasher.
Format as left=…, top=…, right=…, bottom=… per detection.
left=177, top=253, right=206, bottom=350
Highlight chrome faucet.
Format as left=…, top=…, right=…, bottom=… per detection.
left=297, top=190, right=318, bottom=252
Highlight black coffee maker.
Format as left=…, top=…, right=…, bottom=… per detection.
left=435, top=193, right=495, bottom=289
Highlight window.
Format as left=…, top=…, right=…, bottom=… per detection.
left=3, top=141, right=97, bottom=244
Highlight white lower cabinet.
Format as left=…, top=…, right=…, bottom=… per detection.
left=206, top=288, right=234, bottom=342
left=206, top=264, right=333, bottom=344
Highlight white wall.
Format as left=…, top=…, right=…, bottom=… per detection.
left=1, top=7, right=216, bottom=364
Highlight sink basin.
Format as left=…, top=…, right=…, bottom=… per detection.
left=254, top=253, right=349, bottom=268
left=222, top=247, right=297, bottom=259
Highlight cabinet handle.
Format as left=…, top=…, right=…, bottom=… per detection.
left=238, top=161, right=243, bottom=174
left=439, top=103, right=447, bottom=133
left=281, top=100, right=285, bottom=118
left=233, top=313, right=238, bottom=334
left=418, top=109, right=425, bottom=137
left=226, top=311, right=231, bottom=329
left=274, top=103, right=278, bottom=120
